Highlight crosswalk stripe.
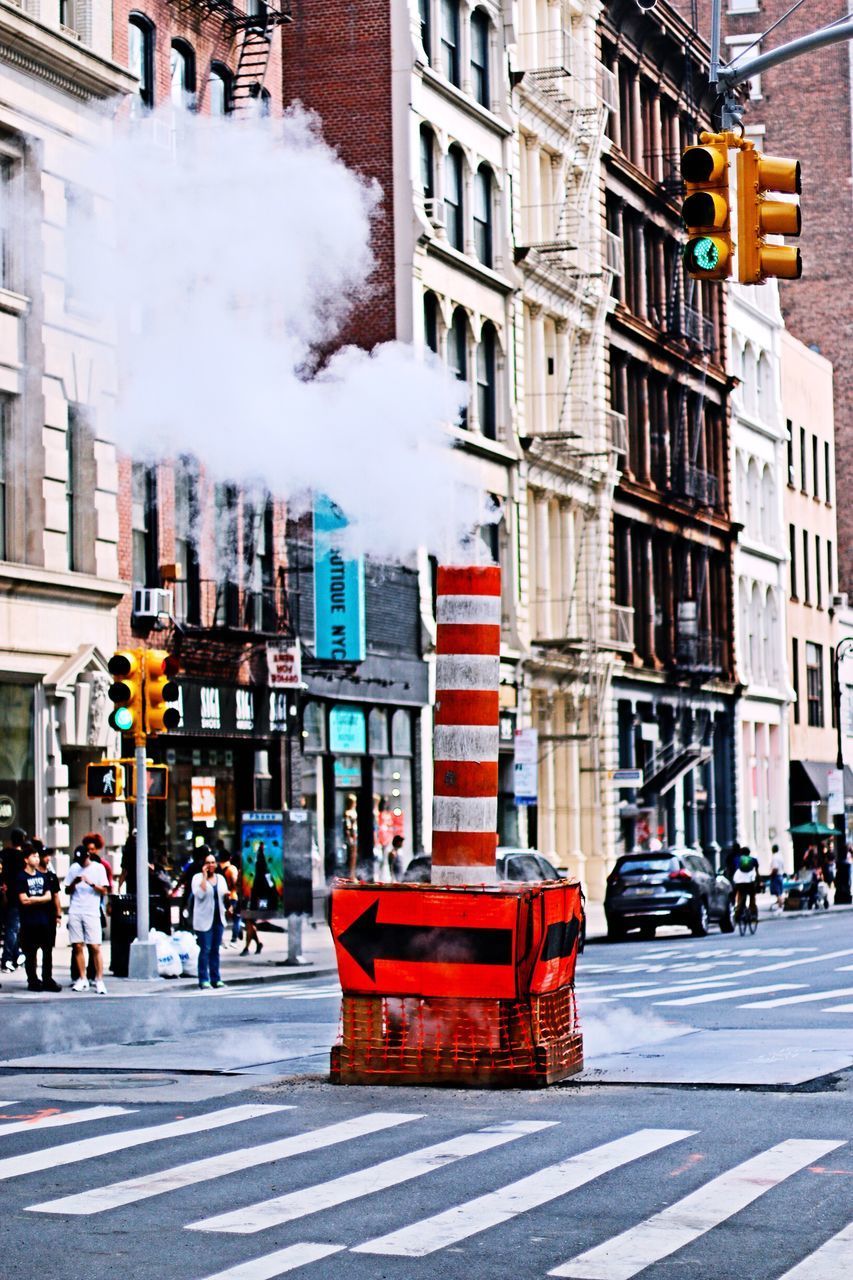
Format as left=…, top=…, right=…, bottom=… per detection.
left=826, top=1004, right=853, bottom=1012
left=739, top=987, right=853, bottom=1009
left=0, top=1102, right=18, bottom=1108
left=0, top=1104, right=289, bottom=1182
left=549, top=1138, right=843, bottom=1280
left=352, top=1128, right=694, bottom=1258
left=655, top=983, right=806, bottom=1007
left=775, top=1218, right=853, bottom=1279
left=197, top=1242, right=345, bottom=1280
left=583, top=976, right=742, bottom=1004
left=0, top=1105, right=132, bottom=1138
left=188, top=1119, right=557, bottom=1235
left=28, top=1111, right=423, bottom=1215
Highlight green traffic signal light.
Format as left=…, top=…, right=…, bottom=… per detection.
left=111, top=705, right=135, bottom=732
left=686, top=237, right=720, bottom=272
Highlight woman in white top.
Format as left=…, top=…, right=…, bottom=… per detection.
left=191, top=849, right=229, bottom=990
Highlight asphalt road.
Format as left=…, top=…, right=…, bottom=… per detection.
left=0, top=910, right=851, bottom=1280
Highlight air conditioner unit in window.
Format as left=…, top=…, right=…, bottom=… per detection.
left=132, top=587, right=173, bottom=620
left=830, top=592, right=848, bottom=612
left=424, top=197, right=445, bottom=228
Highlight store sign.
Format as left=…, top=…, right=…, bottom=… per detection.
left=513, top=728, right=539, bottom=806
left=330, top=705, right=366, bottom=754
left=192, top=776, right=217, bottom=823
left=313, top=495, right=366, bottom=662
left=235, top=689, right=254, bottom=732
left=200, top=686, right=221, bottom=731
left=269, top=690, right=289, bottom=734
left=267, top=643, right=302, bottom=689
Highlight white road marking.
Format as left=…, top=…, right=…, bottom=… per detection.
left=775, top=1218, right=853, bottom=1279
left=0, top=1104, right=289, bottom=1182
left=353, top=1129, right=694, bottom=1257
left=549, top=1138, right=844, bottom=1280
left=0, top=1102, right=18, bottom=1108
left=655, top=983, right=806, bottom=1007
left=28, top=1112, right=422, bottom=1215
left=197, top=1243, right=345, bottom=1280
left=189, top=1119, right=556, bottom=1235
left=826, top=1004, right=853, bottom=1012
left=583, top=976, right=743, bottom=1004
left=739, top=987, right=853, bottom=1010
left=0, top=1105, right=132, bottom=1138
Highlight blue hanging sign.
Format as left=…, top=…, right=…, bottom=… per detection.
left=313, top=495, right=366, bottom=662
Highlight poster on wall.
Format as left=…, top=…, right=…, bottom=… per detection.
left=513, top=728, right=539, bottom=806
left=240, top=811, right=314, bottom=919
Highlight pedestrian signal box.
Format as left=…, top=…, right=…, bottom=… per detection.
left=736, top=143, right=802, bottom=284
left=123, top=762, right=169, bottom=802
left=87, top=762, right=124, bottom=800
left=681, top=134, right=733, bottom=280
left=143, top=649, right=181, bottom=735
left=107, top=650, right=144, bottom=735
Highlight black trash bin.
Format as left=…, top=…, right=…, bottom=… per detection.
left=109, top=894, right=172, bottom=977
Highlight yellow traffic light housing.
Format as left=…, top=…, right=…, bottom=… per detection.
left=107, top=649, right=144, bottom=736
left=143, top=649, right=181, bottom=735
left=681, top=134, right=733, bottom=280
left=737, top=144, right=802, bottom=284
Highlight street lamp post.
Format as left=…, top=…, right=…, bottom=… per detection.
left=831, top=639, right=853, bottom=904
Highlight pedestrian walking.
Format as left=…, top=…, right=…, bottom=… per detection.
left=389, top=834, right=405, bottom=882
left=17, top=844, right=61, bottom=992
left=1, top=828, right=27, bottom=973
left=66, top=844, right=109, bottom=994
left=192, top=850, right=229, bottom=989
left=39, top=847, right=62, bottom=986
left=217, top=844, right=242, bottom=946
left=768, top=844, right=786, bottom=912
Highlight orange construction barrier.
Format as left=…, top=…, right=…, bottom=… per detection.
left=329, top=880, right=584, bottom=1088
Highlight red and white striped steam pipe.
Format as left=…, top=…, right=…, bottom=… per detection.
left=431, top=565, right=501, bottom=886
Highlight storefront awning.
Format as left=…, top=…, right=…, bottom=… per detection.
left=790, top=759, right=853, bottom=803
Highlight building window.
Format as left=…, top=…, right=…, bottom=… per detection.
left=128, top=14, right=155, bottom=110
left=209, top=64, right=232, bottom=116
left=245, top=495, right=275, bottom=630
left=806, top=641, right=824, bottom=727
left=831, top=647, right=838, bottom=729
left=473, top=164, right=493, bottom=267
left=727, top=37, right=762, bottom=97
left=66, top=416, right=77, bottom=571
left=800, top=426, right=807, bottom=492
left=828, top=540, right=834, bottom=598
left=418, top=0, right=431, bottom=61
left=477, top=322, right=497, bottom=439
left=802, top=528, right=810, bottom=603
left=131, top=462, right=159, bottom=588
left=420, top=125, right=435, bottom=201
left=423, top=291, right=439, bottom=354
left=440, top=0, right=460, bottom=86
left=825, top=440, right=832, bottom=504
left=445, top=145, right=464, bottom=250
left=0, top=156, right=13, bottom=290
left=789, top=524, right=797, bottom=599
left=786, top=419, right=794, bottom=485
left=170, top=40, right=196, bottom=110
left=65, top=184, right=94, bottom=314
left=449, top=306, right=468, bottom=427
left=816, top=535, right=822, bottom=608
left=0, top=399, right=7, bottom=561
left=470, top=8, right=490, bottom=107
left=174, top=457, right=200, bottom=624
left=215, top=483, right=239, bottom=626
left=812, top=433, right=819, bottom=499
left=792, top=637, right=799, bottom=724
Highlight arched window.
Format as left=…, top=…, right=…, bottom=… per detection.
left=450, top=307, right=469, bottom=427
left=424, top=291, right=439, bottom=355
left=170, top=40, right=196, bottom=110
left=440, top=0, right=460, bottom=86
left=470, top=8, right=490, bottom=106
left=209, top=64, right=232, bottom=116
left=473, top=164, right=493, bottom=266
left=477, top=322, right=497, bottom=438
left=418, top=0, right=431, bottom=62
left=419, top=124, right=435, bottom=202
left=445, top=145, right=464, bottom=250
left=128, top=14, right=155, bottom=110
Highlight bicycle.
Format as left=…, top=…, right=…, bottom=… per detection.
left=735, top=897, right=758, bottom=935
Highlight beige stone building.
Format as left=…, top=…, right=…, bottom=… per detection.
left=782, top=329, right=843, bottom=858
left=0, top=0, right=133, bottom=855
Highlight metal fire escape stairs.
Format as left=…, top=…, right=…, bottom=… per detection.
left=187, top=0, right=292, bottom=113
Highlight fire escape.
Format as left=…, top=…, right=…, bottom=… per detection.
left=186, top=0, right=292, bottom=113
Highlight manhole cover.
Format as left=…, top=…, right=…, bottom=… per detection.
left=37, top=1074, right=179, bottom=1090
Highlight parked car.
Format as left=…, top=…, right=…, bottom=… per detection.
left=604, top=849, right=735, bottom=940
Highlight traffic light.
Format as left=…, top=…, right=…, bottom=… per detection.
left=681, top=134, right=733, bottom=280
left=143, top=649, right=181, bottom=735
left=736, top=143, right=802, bottom=285
left=107, top=649, right=144, bottom=735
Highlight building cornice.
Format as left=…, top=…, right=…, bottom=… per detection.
left=0, top=3, right=136, bottom=101
left=0, top=560, right=126, bottom=607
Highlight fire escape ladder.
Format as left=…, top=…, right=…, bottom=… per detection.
left=231, top=18, right=275, bottom=113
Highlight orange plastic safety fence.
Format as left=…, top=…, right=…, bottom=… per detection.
left=330, top=983, right=583, bottom=1088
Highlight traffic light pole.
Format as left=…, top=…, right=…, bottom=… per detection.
left=128, top=734, right=159, bottom=980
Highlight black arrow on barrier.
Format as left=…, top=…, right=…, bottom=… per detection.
left=338, top=899, right=514, bottom=982
left=541, top=917, right=581, bottom=962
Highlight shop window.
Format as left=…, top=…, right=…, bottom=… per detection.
left=0, top=683, right=35, bottom=837
left=209, top=64, right=232, bottom=116
left=374, top=757, right=413, bottom=868
left=128, top=14, right=155, bottom=111
left=302, top=701, right=325, bottom=752
left=391, top=708, right=412, bottom=756
left=330, top=704, right=366, bottom=754
left=470, top=9, right=490, bottom=106
left=368, top=708, right=389, bottom=755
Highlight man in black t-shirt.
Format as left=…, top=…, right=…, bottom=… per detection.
left=17, top=844, right=60, bottom=992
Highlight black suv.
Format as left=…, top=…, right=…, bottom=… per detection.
left=604, top=849, right=735, bottom=940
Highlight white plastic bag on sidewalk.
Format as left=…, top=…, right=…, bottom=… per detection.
left=172, top=930, right=199, bottom=977
left=150, top=928, right=182, bottom=978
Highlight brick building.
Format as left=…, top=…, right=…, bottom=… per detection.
left=602, top=0, right=738, bottom=878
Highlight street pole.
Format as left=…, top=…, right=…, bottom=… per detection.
left=128, top=733, right=159, bottom=978
left=833, top=641, right=853, bottom=903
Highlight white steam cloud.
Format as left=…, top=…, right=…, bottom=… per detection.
left=80, top=107, right=486, bottom=559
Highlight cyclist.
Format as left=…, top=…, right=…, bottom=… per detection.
left=732, top=848, right=759, bottom=924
